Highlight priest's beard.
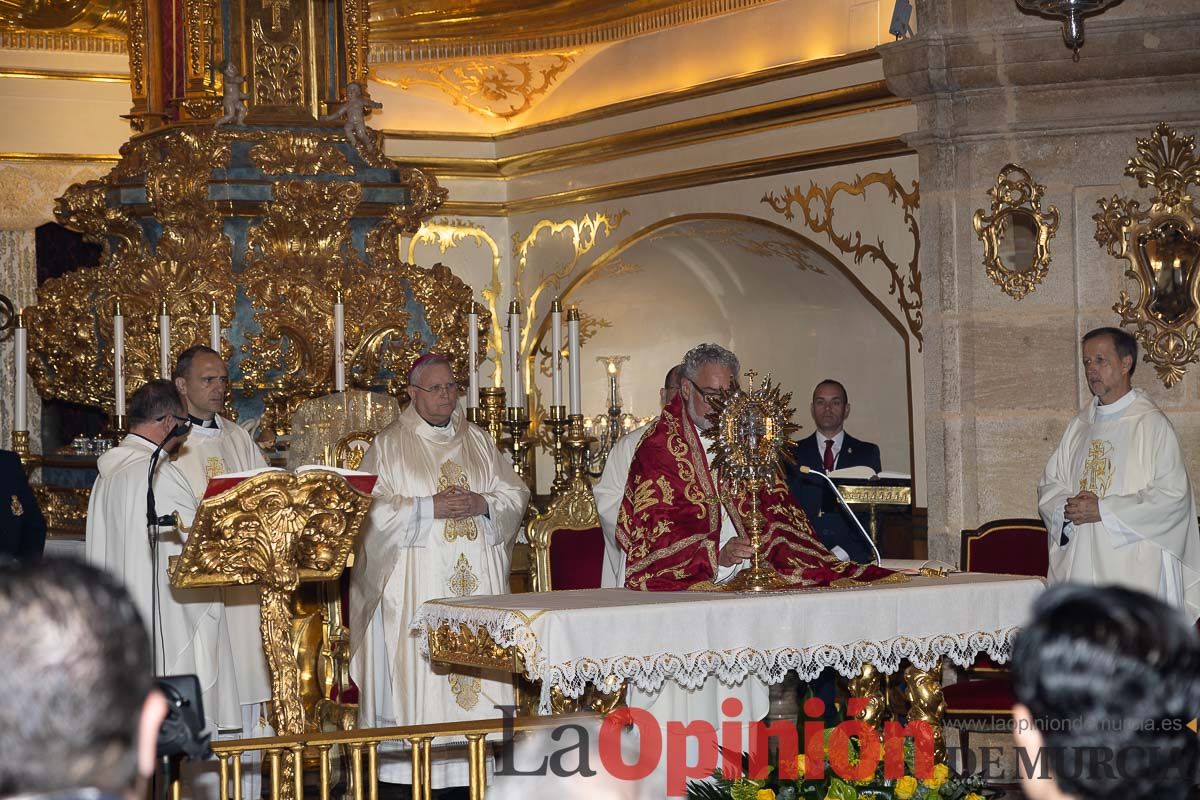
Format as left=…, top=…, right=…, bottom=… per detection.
left=686, top=393, right=711, bottom=431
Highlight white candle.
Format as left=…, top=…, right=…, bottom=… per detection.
left=113, top=302, right=125, bottom=417
left=507, top=301, right=521, bottom=408
left=209, top=299, right=221, bottom=352
left=550, top=299, right=563, bottom=407
left=333, top=290, right=346, bottom=392
left=608, top=362, right=618, bottom=408
left=467, top=310, right=479, bottom=408
left=158, top=301, right=171, bottom=379
left=14, top=311, right=26, bottom=432
left=567, top=307, right=581, bottom=416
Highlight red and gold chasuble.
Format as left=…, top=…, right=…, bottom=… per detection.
left=616, top=395, right=902, bottom=591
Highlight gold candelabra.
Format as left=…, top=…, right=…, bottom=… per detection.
left=545, top=405, right=571, bottom=494
left=472, top=386, right=507, bottom=443
left=504, top=404, right=533, bottom=483
left=703, top=369, right=799, bottom=593
left=563, top=414, right=594, bottom=485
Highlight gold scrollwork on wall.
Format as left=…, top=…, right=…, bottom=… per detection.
left=373, top=52, right=578, bottom=120
left=973, top=164, right=1060, bottom=300
left=252, top=18, right=304, bottom=106
left=1095, top=123, right=1200, bottom=387
left=761, top=171, right=923, bottom=348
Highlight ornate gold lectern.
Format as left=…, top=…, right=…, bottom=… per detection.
left=169, top=470, right=372, bottom=744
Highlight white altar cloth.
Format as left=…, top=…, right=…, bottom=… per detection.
left=412, top=573, right=1045, bottom=714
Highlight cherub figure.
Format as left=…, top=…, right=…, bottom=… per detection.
left=321, top=82, right=382, bottom=158
left=215, top=61, right=248, bottom=127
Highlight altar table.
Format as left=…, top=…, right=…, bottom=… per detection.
left=412, top=573, right=1046, bottom=714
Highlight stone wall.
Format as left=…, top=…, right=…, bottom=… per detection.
left=880, top=0, right=1200, bottom=562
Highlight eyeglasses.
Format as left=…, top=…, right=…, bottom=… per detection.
left=411, top=381, right=460, bottom=396
left=685, top=377, right=727, bottom=401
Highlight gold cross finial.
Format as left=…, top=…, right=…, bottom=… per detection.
left=744, top=369, right=758, bottom=390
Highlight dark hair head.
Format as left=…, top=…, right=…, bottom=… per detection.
left=1082, top=327, right=1138, bottom=376
left=0, top=558, right=153, bottom=795
left=1011, top=584, right=1200, bottom=800
left=172, top=345, right=221, bottom=381
left=128, top=379, right=184, bottom=426
left=814, top=379, right=848, bottom=404
left=664, top=364, right=684, bottom=391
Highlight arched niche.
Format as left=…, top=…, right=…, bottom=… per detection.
left=533, top=214, right=913, bottom=477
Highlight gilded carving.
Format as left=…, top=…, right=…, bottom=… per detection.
left=0, top=0, right=127, bottom=35
left=1095, top=123, right=1200, bottom=387
left=341, top=0, right=370, bottom=87
left=904, top=662, right=947, bottom=764
left=252, top=18, right=304, bottom=106
left=762, top=171, right=923, bottom=348
left=125, top=0, right=145, bottom=98
left=374, top=53, right=578, bottom=120
left=426, top=622, right=523, bottom=672
left=973, top=164, right=1060, bottom=300
left=31, top=485, right=89, bottom=537
left=170, top=470, right=370, bottom=742
left=848, top=663, right=886, bottom=727
left=249, top=132, right=354, bottom=176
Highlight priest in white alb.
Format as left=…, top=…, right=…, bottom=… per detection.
left=1039, top=326, right=1200, bottom=621
left=350, top=352, right=529, bottom=789
left=85, top=379, right=241, bottom=734
left=171, top=345, right=273, bottom=761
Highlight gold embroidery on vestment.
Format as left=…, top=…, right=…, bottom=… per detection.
left=438, top=460, right=479, bottom=542
left=449, top=673, right=481, bottom=710
left=10, top=495, right=22, bottom=516
left=655, top=475, right=675, bottom=507
left=448, top=553, right=480, bottom=597
left=632, top=479, right=657, bottom=515
left=1080, top=439, right=1114, bottom=496
left=204, top=456, right=226, bottom=479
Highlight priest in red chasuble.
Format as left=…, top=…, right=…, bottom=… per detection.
left=617, top=343, right=898, bottom=591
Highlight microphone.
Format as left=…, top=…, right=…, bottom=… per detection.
left=799, top=465, right=882, bottom=565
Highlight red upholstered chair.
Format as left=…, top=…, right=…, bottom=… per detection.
left=528, top=479, right=605, bottom=592
left=942, top=518, right=1048, bottom=751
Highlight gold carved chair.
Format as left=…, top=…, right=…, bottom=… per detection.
left=527, top=480, right=606, bottom=592
left=335, top=430, right=376, bottom=471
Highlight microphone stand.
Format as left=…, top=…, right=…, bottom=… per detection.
left=799, top=465, right=882, bottom=565
left=144, top=423, right=189, bottom=681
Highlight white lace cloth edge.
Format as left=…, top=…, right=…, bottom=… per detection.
left=411, top=605, right=1016, bottom=715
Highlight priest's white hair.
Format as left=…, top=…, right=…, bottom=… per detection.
left=681, top=342, right=739, bottom=382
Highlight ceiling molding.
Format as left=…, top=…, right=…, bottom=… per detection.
left=0, top=26, right=125, bottom=53
left=382, top=50, right=881, bottom=143
left=0, top=152, right=120, bottom=162
left=397, top=80, right=906, bottom=179
left=0, top=67, right=128, bottom=82
left=369, top=0, right=785, bottom=61
left=440, top=137, right=914, bottom=216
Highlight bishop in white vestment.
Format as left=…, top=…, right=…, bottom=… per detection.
left=85, top=380, right=241, bottom=733
left=350, top=354, right=529, bottom=787
left=171, top=346, right=273, bottom=748
left=1039, top=328, right=1200, bottom=621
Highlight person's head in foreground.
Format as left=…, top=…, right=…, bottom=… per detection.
left=1011, top=584, right=1200, bottom=800
left=0, top=558, right=168, bottom=800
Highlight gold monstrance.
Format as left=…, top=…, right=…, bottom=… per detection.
left=704, top=370, right=799, bottom=592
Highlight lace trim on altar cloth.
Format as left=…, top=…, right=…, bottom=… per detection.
left=411, top=605, right=1018, bottom=715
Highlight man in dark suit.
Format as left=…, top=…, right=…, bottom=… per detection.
left=0, top=449, right=46, bottom=564
left=784, top=379, right=880, bottom=564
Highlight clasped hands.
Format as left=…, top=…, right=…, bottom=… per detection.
left=432, top=486, right=488, bottom=520
left=1064, top=489, right=1101, bottom=525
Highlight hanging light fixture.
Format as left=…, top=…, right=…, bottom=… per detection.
left=1015, top=0, right=1122, bottom=60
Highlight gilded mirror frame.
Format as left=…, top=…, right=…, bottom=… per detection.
left=1095, top=123, right=1200, bottom=387
left=973, top=164, right=1060, bottom=300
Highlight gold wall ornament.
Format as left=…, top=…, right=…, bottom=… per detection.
left=1095, top=123, right=1200, bottom=387
left=252, top=18, right=305, bottom=107
left=0, top=0, right=126, bottom=35
left=373, top=52, right=579, bottom=120
left=973, top=164, right=1060, bottom=300
left=762, top=170, right=923, bottom=348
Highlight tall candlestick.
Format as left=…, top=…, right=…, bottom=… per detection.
left=158, top=300, right=170, bottom=379
left=567, top=307, right=581, bottom=416
left=209, top=298, right=221, bottom=352
left=467, top=310, right=480, bottom=408
left=333, top=290, right=346, bottom=392
left=550, top=299, right=563, bottom=408
left=113, top=300, right=125, bottom=417
left=507, top=300, right=522, bottom=409
left=14, top=310, right=26, bottom=433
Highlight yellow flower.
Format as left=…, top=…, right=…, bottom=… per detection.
left=965, top=794, right=985, bottom=800
left=756, top=790, right=776, bottom=800
left=795, top=754, right=807, bottom=776
left=895, top=775, right=918, bottom=799
left=922, top=763, right=950, bottom=790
